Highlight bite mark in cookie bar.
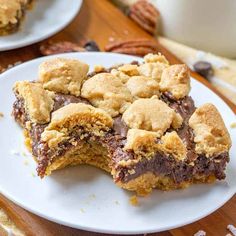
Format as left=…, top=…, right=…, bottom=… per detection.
left=42, top=103, right=113, bottom=148
left=11, top=54, right=231, bottom=196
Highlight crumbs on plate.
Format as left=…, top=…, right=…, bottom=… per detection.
left=80, top=208, right=85, bottom=213
left=129, top=195, right=139, bottom=206
left=230, top=122, right=236, bottom=128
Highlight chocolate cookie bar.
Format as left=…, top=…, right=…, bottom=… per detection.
left=12, top=54, right=231, bottom=195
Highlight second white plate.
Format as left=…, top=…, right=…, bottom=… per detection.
left=0, top=0, right=82, bottom=51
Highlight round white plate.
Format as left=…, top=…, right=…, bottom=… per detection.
left=0, top=53, right=235, bottom=235
left=0, top=0, right=82, bottom=51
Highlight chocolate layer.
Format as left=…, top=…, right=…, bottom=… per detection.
left=12, top=80, right=229, bottom=185
left=115, top=151, right=229, bottom=184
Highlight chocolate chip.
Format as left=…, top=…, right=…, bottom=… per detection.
left=83, top=40, right=100, bottom=52
left=193, top=61, right=214, bottom=79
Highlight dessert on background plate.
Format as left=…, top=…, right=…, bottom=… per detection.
left=0, top=0, right=33, bottom=36
left=12, top=53, right=231, bottom=196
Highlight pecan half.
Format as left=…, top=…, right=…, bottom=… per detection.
left=0, top=65, right=5, bottom=74
left=105, top=39, right=159, bottom=57
left=129, top=0, right=160, bottom=35
left=40, top=41, right=86, bottom=56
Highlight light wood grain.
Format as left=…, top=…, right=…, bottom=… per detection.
left=0, top=0, right=235, bottom=235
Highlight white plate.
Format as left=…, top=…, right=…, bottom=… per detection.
left=0, top=52, right=235, bottom=235
left=0, top=0, right=82, bottom=51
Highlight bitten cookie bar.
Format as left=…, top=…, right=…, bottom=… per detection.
left=0, top=0, right=33, bottom=36
left=12, top=54, right=231, bottom=196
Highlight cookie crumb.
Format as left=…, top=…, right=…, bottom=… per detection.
left=89, top=194, right=96, bottom=199
left=227, top=225, right=236, bottom=236
left=230, top=122, right=236, bottom=128
left=194, top=230, right=206, bottom=236
left=129, top=195, right=139, bottom=206
left=80, top=208, right=85, bottom=213
left=0, top=112, right=4, bottom=118
left=94, top=65, right=105, bottom=73
left=24, top=160, right=29, bottom=166
left=22, top=152, right=27, bottom=157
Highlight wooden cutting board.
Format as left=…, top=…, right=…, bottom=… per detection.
left=0, top=1, right=235, bottom=235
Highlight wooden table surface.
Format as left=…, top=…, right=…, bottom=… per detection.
left=0, top=0, right=235, bottom=235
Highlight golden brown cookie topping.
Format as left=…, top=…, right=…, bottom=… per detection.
left=110, top=69, right=131, bottom=83
left=159, top=64, right=191, bottom=99
left=144, top=53, right=169, bottom=65
left=81, top=73, right=132, bottom=117
left=126, top=76, right=160, bottom=98
left=42, top=103, right=113, bottom=148
left=122, top=97, right=182, bottom=135
left=118, top=64, right=139, bottom=76
left=189, top=103, right=231, bottom=156
left=138, top=62, right=169, bottom=82
left=13, top=81, right=54, bottom=124
left=0, top=0, right=24, bottom=26
left=94, top=65, right=105, bottom=73
left=158, top=131, right=187, bottom=161
left=124, top=129, right=158, bottom=153
left=38, top=58, right=89, bottom=96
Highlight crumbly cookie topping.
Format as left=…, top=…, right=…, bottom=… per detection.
left=13, top=81, right=55, bottom=124
left=122, top=97, right=183, bottom=135
left=38, top=58, right=89, bottom=96
left=159, top=64, right=190, bottom=99
left=0, top=0, right=26, bottom=26
left=124, top=129, right=159, bottom=153
left=158, top=131, right=187, bottom=161
left=81, top=73, right=132, bottom=117
left=138, top=62, right=169, bottom=82
left=144, top=53, right=169, bottom=65
left=118, top=64, right=139, bottom=76
left=110, top=68, right=131, bottom=83
left=126, top=75, right=160, bottom=98
left=189, top=103, right=231, bottom=156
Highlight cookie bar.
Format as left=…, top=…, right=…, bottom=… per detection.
left=12, top=54, right=231, bottom=196
left=0, top=0, right=33, bottom=36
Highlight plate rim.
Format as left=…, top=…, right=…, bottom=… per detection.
left=0, top=52, right=235, bottom=234
left=0, top=0, right=83, bottom=51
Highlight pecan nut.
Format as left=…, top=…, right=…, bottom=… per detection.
left=0, top=65, right=5, bottom=74
left=40, top=41, right=86, bottom=56
left=129, top=0, right=160, bottom=35
left=105, top=39, right=159, bottom=57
